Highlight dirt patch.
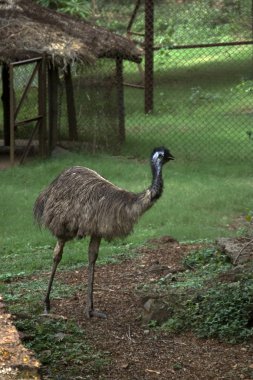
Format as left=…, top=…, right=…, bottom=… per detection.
left=37, top=237, right=253, bottom=380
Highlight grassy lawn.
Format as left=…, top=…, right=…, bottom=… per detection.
left=0, top=150, right=252, bottom=280
left=123, top=46, right=253, bottom=161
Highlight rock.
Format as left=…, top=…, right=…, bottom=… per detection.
left=142, top=297, right=173, bottom=324
left=216, top=237, right=253, bottom=264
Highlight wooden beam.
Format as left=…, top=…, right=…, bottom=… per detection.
left=48, top=65, right=59, bottom=153
left=116, top=57, right=125, bottom=144
left=64, top=64, right=78, bottom=141
left=9, top=64, right=15, bottom=166
left=38, top=56, right=47, bottom=157
left=1, top=64, right=11, bottom=146
left=127, top=0, right=142, bottom=34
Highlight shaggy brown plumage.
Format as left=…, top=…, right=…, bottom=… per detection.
left=34, top=166, right=152, bottom=241
left=34, top=147, right=174, bottom=318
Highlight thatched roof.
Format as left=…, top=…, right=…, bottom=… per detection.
left=0, top=0, right=142, bottom=67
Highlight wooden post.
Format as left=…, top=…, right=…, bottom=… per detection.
left=127, top=0, right=142, bottom=34
left=64, top=64, right=78, bottom=141
left=251, top=0, right=253, bottom=39
left=144, top=0, right=154, bottom=114
left=48, top=65, right=59, bottom=153
left=9, top=64, right=15, bottom=166
left=1, top=64, right=11, bottom=146
left=116, top=57, right=125, bottom=144
left=38, top=57, right=47, bottom=157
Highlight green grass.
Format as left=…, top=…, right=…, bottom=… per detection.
left=123, top=46, right=253, bottom=161
left=1, top=47, right=253, bottom=162
left=0, top=150, right=252, bottom=280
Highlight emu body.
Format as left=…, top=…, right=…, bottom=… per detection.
left=34, top=147, right=174, bottom=318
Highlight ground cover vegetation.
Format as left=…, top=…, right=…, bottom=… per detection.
left=0, top=151, right=252, bottom=377
left=1, top=0, right=253, bottom=377
left=139, top=245, right=253, bottom=344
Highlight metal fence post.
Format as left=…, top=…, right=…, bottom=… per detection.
left=116, top=57, right=125, bottom=144
left=145, top=0, right=154, bottom=114
left=9, top=64, right=15, bottom=166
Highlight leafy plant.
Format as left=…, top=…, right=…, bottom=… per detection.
left=234, top=79, right=253, bottom=94
left=189, top=280, right=253, bottom=343
left=14, top=316, right=108, bottom=377
left=159, top=248, right=253, bottom=343
left=2, top=275, right=108, bottom=378
left=245, top=209, right=253, bottom=223
left=37, top=0, right=91, bottom=18
left=183, top=247, right=230, bottom=269
left=189, top=86, right=221, bottom=105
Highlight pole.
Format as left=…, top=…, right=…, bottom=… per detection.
left=116, top=57, right=125, bottom=144
left=144, top=0, right=154, bottom=114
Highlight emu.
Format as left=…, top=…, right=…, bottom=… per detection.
left=34, top=147, right=174, bottom=318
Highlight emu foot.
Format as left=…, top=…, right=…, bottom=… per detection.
left=86, top=308, right=107, bottom=319
left=43, top=300, right=51, bottom=315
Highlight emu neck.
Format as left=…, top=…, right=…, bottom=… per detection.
left=150, top=162, right=163, bottom=201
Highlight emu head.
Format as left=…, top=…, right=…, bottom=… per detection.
left=151, top=147, right=174, bottom=167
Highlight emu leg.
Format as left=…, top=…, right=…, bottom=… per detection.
left=44, top=239, right=65, bottom=314
left=86, top=236, right=106, bottom=319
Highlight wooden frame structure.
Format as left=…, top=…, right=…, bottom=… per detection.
left=2, top=57, right=47, bottom=166
left=0, top=0, right=142, bottom=165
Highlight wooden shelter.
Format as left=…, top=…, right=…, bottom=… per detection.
left=0, top=0, right=142, bottom=164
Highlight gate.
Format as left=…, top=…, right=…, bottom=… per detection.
left=9, top=57, right=46, bottom=165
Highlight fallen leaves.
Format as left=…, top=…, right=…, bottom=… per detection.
left=145, top=368, right=161, bottom=375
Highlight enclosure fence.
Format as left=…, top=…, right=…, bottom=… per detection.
left=1, top=0, right=253, bottom=162
left=121, top=0, right=253, bottom=161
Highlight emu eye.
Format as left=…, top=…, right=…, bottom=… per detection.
left=158, top=153, right=163, bottom=160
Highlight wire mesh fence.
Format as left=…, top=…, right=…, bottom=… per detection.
left=120, top=0, right=253, bottom=161
left=124, top=43, right=253, bottom=161
left=12, top=62, right=40, bottom=140
left=0, top=60, right=43, bottom=164
left=0, top=0, right=253, bottom=162
left=57, top=59, right=120, bottom=154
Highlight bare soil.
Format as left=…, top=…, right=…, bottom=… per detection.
left=45, top=237, right=253, bottom=380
